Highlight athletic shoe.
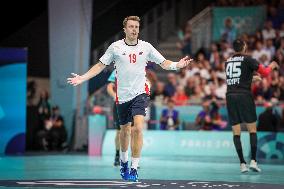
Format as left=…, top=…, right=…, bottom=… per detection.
left=249, top=160, right=261, bottom=172
left=240, top=163, right=249, bottom=173
left=114, top=156, right=120, bottom=166
left=128, top=168, right=138, bottom=182
left=120, top=161, right=129, bottom=180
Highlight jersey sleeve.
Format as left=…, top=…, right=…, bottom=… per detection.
left=247, top=56, right=259, bottom=71
left=107, top=71, right=115, bottom=83
left=147, top=43, right=166, bottom=64
left=99, top=44, right=114, bottom=66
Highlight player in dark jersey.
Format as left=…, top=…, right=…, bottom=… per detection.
left=225, top=39, right=278, bottom=173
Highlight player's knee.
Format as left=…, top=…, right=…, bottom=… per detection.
left=132, top=125, right=143, bottom=134
left=116, top=130, right=121, bottom=135
left=232, top=130, right=241, bottom=136
left=248, top=127, right=257, bottom=133
left=246, top=122, right=257, bottom=132
left=121, top=126, right=131, bottom=135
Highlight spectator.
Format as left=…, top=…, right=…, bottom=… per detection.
left=204, top=84, right=218, bottom=100
left=221, top=17, right=237, bottom=45
left=160, top=99, right=180, bottom=130
left=27, top=80, right=37, bottom=106
left=189, top=85, right=204, bottom=104
left=274, top=50, right=284, bottom=75
left=220, top=40, right=234, bottom=60
left=35, top=106, right=67, bottom=151
left=255, top=30, right=263, bottom=41
left=267, top=6, right=281, bottom=29
left=195, top=100, right=226, bottom=130
left=176, top=22, right=192, bottom=56
left=196, top=52, right=211, bottom=80
left=252, top=40, right=271, bottom=65
left=215, top=78, right=227, bottom=100
left=265, top=38, right=276, bottom=58
left=279, top=22, right=284, bottom=38
left=276, top=37, right=284, bottom=59
left=177, top=68, right=190, bottom=88
left=271, top=70, right=281, bottom=98
left=209, top=43, right=221, bottom=69
left=255, top=78, right=273, bottom=100
left=48, top=106, right=67, bottom=151
left=210, top=100, right=227, bottom=130
left=37, top=90, right=51, bottom=132
left=262, top=20, right=276, bottom=40
left=247, top=34, right=257, bottom=51
left=35, top=91, right=52, bottom=151
left=150, top=81, right=167, bottom=106
left=195, top=101, right=212, bottom=130
left=184, top=77, right=195, bottom=97
left=172, top=85, right=189, bottom=106
left=164, top=73, right=177, bottom=97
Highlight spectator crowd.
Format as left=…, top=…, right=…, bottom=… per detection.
left=147, top=0, right=284, bottom=131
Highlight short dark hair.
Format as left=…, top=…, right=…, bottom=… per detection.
left=123, top=16, right=140, bottom=28
left=233, top=39, right=245, bottom=52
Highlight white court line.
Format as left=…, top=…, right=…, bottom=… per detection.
left=37, top=180, right=140, bottom=184
left=17, top=182, right=134, bottom=186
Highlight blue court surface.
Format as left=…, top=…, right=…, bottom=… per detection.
left=0, top=154, right=284, bottom=189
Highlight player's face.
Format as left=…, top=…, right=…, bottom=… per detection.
left=124, top=20, right=140, bottom=41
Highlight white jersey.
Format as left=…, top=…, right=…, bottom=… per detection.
left=99, top=39, right=165, bottom=103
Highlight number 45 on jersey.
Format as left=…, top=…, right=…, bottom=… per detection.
left=226, top=62, right=241, bottom=85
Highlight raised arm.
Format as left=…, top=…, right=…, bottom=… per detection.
left=160, top=56, right=193, bottom=70
left=257, top=61, right=279, bottom=77
left=67, top=61, right=106, bottom=86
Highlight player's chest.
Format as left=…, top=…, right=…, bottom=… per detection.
left=114, top=47, right=148, bottom=65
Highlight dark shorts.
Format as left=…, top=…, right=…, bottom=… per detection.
left=113, top=103, right=120, bottom=130
left=226, top=93, right=257, bottom=126
left=117, top=93, right=149, bottom=126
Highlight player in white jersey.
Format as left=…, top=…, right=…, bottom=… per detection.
left=67, top=16, right=193, bottom=182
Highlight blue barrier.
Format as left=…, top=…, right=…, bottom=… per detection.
left=0, top=62, right=27, bottom=155
left=102, top=130, right=284, bottom=159
left=154, top=105, right=273, bottom=130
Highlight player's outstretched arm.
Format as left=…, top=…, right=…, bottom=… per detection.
left=268, top=61, right=279, bottom=70
left=67, top=62, right=106, bottom=86
left=160, top=56, right=194, bottom=70
left=257, top=61, right=279, bottom=78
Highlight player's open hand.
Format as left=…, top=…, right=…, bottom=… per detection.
left=269, top=61, right=279, bottom=70
left=177, top=56, right=194, bottom=69
left=67, top=73, right=84, bottom=86
left=252, top=75, right=262, bottom=82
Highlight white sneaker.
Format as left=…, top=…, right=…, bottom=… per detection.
left=240, top=163, right=249, bottom=173
left=249, top=160, right=261, bottom=172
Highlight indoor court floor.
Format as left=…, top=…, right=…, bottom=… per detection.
left=0, top=154, right=284, bottom=188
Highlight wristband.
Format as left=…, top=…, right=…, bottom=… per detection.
left=169, top=62, right=178, bottom=70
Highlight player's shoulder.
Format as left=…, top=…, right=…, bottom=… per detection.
left=242, top=54, right=257, bottom=63
left=138, top=39, right=153, bottom=47
left=226, top=53, right=247, bottom=62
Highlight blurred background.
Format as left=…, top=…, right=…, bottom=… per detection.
left=0, top=0, right=283, bottom=160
